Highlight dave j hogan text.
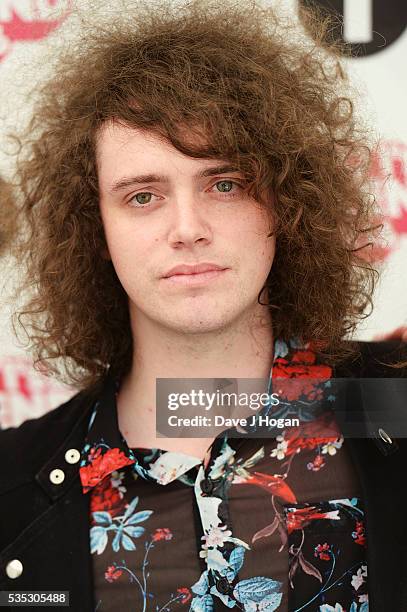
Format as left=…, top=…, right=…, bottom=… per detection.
left=167, top=414, right=300, bottom=429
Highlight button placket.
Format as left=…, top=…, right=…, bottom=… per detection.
left=5, top=559, right=23, bottom=579
left=371, top=426, right=399, bottom=456
left=194, top=460, right=243, bottom=606
left=215, top=575, right=232, bottom=594
left=64, top=448, right=81, bottom=464
left=49, top=468, right=65, bottom=485
left=378, top=428, right=392, bottom=444
left=200, top=477, right=214, bottom=495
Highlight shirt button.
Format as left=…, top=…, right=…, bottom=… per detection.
left=5, top=559, right=23, bottom=579
left=378, top=428, right=393, bottom=444
left=200, top=477, right=214, bottom=494
left=64, top=448, right=81, bottom=464
left=216, top=576, right=232, bottom=594
left=49, top=468, right=65, bottom=485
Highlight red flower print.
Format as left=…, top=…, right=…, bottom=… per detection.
left=314, top=542, right=331, bottom=561
left=285, top=506, right=339, bottom=534
left=281, top=412, right=342, bottom=457
left=105, top=565, right=123, bottom=583
left=80, top=447, right=134, bottom=492
left=352, top=520, right=366, bottom=546
left=177, top=587, right=192, bottom=604
left=234, top=471, right=297, bottom=504
left=273, top=347, right=332, bottom=402
left=89, top=447, right=102, bottom=459
left=90, top=477, right=123, bottom=519
left=274, top=377, right=325, bottom=402
left=291, top=350, right=318, bottom=364
left=152, top=528, right=173, bottom=542
left=307, top=454, right=325, bottom=471
left=273, top=362, right=332, bottom=379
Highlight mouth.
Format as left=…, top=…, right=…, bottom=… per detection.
left=162, top=269, right=228, bottom=285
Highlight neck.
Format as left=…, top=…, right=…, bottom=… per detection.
left=117, top=306, right=274, bottom=451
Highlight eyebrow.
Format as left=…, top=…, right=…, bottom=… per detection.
left=108, top=164, right=242, bottom=194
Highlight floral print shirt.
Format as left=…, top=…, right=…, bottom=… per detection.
left=79, top=338, right=369, bottom=611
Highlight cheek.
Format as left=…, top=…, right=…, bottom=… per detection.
left=256, top=236, right=276, bottom=278
left=101, top=215, right=148, bottom=278
left=243, top=213, right=276, bottom=278
left=255, top=208, right=276, bottom=258
left=264, top=233, right=276, bottom=261
left=237, top=208, right=275, bottom=257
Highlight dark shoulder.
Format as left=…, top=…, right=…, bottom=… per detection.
left=0, top=382, right=100, bottom=482
left=334, top=338, right=407, bottom=378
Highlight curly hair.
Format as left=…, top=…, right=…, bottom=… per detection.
left=0, top=177, right=17, bottom=255
left=8, top=0, right=398, bottom=388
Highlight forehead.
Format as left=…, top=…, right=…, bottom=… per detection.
left=95, top=121, right=234, bottom=185
left=96, top=122, right=171, bottom=160
left=96, top=119, right=212, bottom=156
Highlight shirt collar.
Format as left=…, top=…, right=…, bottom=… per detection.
left=79, top=373, right=135, bottom=493
left=79, top=336, right=322, bottom=494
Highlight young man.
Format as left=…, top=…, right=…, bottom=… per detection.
left=1, top=1, right=406, bottom=610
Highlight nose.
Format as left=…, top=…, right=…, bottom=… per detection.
left=167, top=191, right=212, bottom=248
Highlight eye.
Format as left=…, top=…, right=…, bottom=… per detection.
left=212, top=180, right=242, bottom=197
left=126, top=179, right=244, bottom=209
left=216, top=180, right=234, bottom=193
left=130, top=192, right=153, bottom=206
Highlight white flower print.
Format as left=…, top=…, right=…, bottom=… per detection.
left=110, top=470, right=126, bottom=497
left=209, top=442, right=236, bottom=479
left=147, top=451, right=201, bottom=484
left=351, top=565, right=367, bottom=590
left=321, top=436, right=344, bottom=456
left=200, top=547, right=229, bottom=572
left=201, top=524, right=232, bottom=549
left=271, top=435, right=288, bottom=460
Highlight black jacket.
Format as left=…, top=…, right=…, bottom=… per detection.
left=0, top=340, right=406, bottom=611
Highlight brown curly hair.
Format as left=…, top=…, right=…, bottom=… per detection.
left=0, top=177, right=17, bottom=255
left=8, top=0, right=400, bottom=388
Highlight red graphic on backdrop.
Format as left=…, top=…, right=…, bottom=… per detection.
left=0, top=0, right=70, bottom=62
left=0, top=355, right=73, bottom=429
left=359, top=140, right=407, bottom=262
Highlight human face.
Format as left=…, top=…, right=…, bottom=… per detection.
left=96, top=122, right=276, bottom=336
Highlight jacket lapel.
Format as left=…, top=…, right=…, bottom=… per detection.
left=346, top=435, right=407, bottom=610
left=332, top=360, right=407, bottom=611
left=0, top=385, right=101, bottom=611
left=0, top=480, right=94, bottom=611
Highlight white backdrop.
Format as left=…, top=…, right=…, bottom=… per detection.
left=0, top=0, right=405, bottom=428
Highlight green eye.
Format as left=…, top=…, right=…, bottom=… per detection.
left=216, top=180, right=234, bottom=193
left=134, top=192, right=152, bottom=205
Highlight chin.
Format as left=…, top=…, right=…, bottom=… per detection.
left=161, top=310, right=235, bottom=335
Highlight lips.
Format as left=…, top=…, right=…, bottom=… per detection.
left=163, top=263, right=228, bottom=278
